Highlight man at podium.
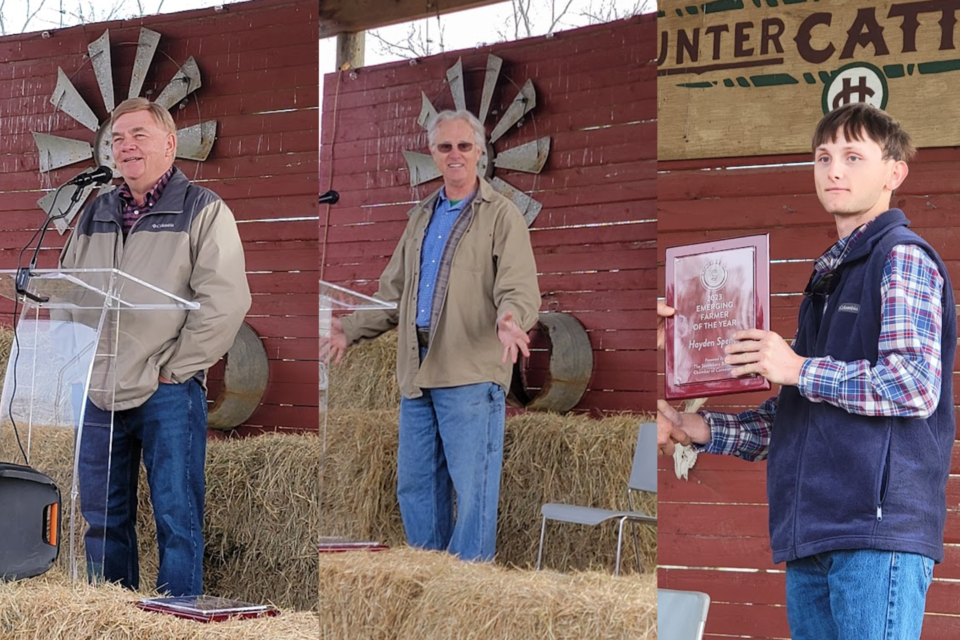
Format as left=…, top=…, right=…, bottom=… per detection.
left=59, top=97, right=251, bottom=596
left=326, top=110, right=540, bottom=562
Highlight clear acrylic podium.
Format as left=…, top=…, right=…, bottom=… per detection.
left=0, top=268, right=198, bottom=580
left=318, top=281, right=395, bottom=542
left=318, top=280, right=396, bottom=417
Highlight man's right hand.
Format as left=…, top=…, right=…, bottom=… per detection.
left=320, top=317, right=349, bottom=365
left=657, top=399, right=711, bottom=456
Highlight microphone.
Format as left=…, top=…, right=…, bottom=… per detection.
left=319, top=190, right=339, bottom=205
left=65, top=165, right=113, bottom=188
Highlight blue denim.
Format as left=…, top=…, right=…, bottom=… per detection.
left=397, top=380, right=506, bottom=561
left=78, top=379, right=207, bottom=596
left=786, top=550, right=934, bottom=640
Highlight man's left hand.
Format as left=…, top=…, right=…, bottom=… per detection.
left=159, top=375, right=173, bottom=384
left=497, top=311, right=531, bottom=364
left=724, top=328, right=805, bottom=386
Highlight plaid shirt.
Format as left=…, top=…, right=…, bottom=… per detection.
left=117, top=167, right=175, bottom=235
left=700, top=226, right=945, bottom=462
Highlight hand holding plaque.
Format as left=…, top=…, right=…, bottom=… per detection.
left=664, top=235, right=770, bottom=400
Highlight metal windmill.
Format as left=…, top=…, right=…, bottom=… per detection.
left=32, top=28, right=218, bottom=233
left=403, top=55, right=550, bottom=226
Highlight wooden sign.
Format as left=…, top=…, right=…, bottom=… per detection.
left=658, top=0, right=960, bottom=160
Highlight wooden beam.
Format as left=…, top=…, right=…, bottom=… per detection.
left=320, top=0, right=506, bottom=38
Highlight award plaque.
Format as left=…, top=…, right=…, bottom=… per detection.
left=136, top=596, right=279, bottom=622
left=664, top=235, right=770, bottom=400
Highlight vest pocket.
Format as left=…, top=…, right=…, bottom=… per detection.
left=875, top=426, right=893, bottom=522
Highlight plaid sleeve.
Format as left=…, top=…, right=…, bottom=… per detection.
left=696, top=395, right=778, bottom=462
left=797, top=244, right=944, bottom=417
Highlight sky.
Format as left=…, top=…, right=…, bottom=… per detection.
left=1, top=0, right=250, bottom=36
left=321, top=0, right=651, bottom=74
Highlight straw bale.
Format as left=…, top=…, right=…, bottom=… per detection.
left=317, top=548, right=656, bottom=640
left=0, top=568, right=318, bottom=640
left=203, top=433, right=320, bottom=611
left=328, top=332, right=399, bottom=410
left=317, top=548, right=451, bottom=640
left=321, top=410, right=656, bottom=573
left=1, top=429, right=319, bottom=612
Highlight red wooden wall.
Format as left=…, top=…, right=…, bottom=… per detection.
left=320, top=15, right=656, bottom=413
left=657, top=150, right=960, bottom=638
left=0, top=0, right=319, bottom=434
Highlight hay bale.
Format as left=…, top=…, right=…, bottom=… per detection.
left=317, top=548, right=450, bottom=640
left=328, top=332, right=399, bottom=410
left=0, top=568, right=318, bottom=640
left=1, top=429, right=319, bottom=611
left=317, top=548, right=655, bottom=640
left=320, top=410, right=656, bottom=573
left=203, top=433, right=320, bottom=611
left=499, top=411, right=657, bottom=572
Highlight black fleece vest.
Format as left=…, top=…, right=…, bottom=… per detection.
left=768, top=209, right=956, bottom=564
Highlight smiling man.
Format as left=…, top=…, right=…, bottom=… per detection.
left=659, top=103, right=956, bottom=639
left=60, top=97, right=251, bottom=595
left=325, top=109, right=540, bottom=561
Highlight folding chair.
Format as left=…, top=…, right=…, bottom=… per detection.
left=535, top=421, right=657, bottom=575
left=657, top=589, right=711, bottom=640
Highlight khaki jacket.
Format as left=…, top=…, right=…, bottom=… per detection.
left=341, top=178, right=540, bottom=398
left=59, top=167, right=251, bottom=411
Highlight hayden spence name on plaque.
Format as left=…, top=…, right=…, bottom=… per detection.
left=664, top=235, right=771, bottom=400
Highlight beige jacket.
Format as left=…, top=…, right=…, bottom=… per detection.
left=59, top=167, right=251, bottom=411
left=341, top=178, right=541, bottom=398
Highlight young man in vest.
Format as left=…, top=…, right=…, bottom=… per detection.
left=658, top=102, right=956, bottom=639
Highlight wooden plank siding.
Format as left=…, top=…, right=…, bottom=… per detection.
left=321, top=15, right=657, bottom=414
left=657, top=150, right=960, bottom=638
left=0, top=0, right=319, bottom=434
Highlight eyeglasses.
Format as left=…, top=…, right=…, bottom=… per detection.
left=434, top=142, right=475, bottom=153
left=803, top=269, right=841, bottom=298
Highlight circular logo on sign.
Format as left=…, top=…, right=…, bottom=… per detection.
left=700, top=260, right=726, bottom=291
left=821, top=62, right=888, bottom=114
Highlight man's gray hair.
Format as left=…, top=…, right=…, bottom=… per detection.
left=427, top=110, right=486, bottom=149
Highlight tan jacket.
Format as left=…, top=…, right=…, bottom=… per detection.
left=341, top=178, right=540, bottom=398
left=59, top=167, right=251, bottom=411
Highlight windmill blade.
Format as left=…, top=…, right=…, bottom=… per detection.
left=446, top=58, right=466, bottom=113
left=403, top=150, right=441, bottom=186
left=51, top=68, right=100, bottom=132
left=155, top=57, right=202, bottom=110
left=38, top=183, right=111, bottom=234
left=176, top=121, right=218, bottom=161
left=129, top=28, right=161, bottom=99
left=87, top=30, right=115, bottom=113
left=490, top=177, right=541, bottom=227
left=489, top=79, right=537, bottom=145
left=493, top=137, right=550, bottom=174
left=417, top=92, right=438, bottom=130
left=478, top=54, right=502, bottom=124
left=32, top=132, right=93, bottom=172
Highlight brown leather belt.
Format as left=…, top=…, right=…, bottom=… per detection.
left=417, top=328, right=430, bottom=349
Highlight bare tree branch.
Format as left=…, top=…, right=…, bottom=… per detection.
left=368, top=20, right=445, bottom=60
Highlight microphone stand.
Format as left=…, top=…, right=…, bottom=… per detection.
left=15, top=183, right=87, bottom=304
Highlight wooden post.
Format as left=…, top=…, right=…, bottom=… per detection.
left=336, top=31, right=365, bottom=70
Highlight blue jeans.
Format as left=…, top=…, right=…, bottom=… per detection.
left=78, top=379, right=207, bottom=596
left=786, top=550, right=934, bottom=640
left=397, top=381, right=506, bottom=561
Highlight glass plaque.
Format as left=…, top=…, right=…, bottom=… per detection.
left=664, top=235, right=770, bottom=399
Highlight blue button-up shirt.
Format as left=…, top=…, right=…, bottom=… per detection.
left=416, top=188, right=472, bottom=328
